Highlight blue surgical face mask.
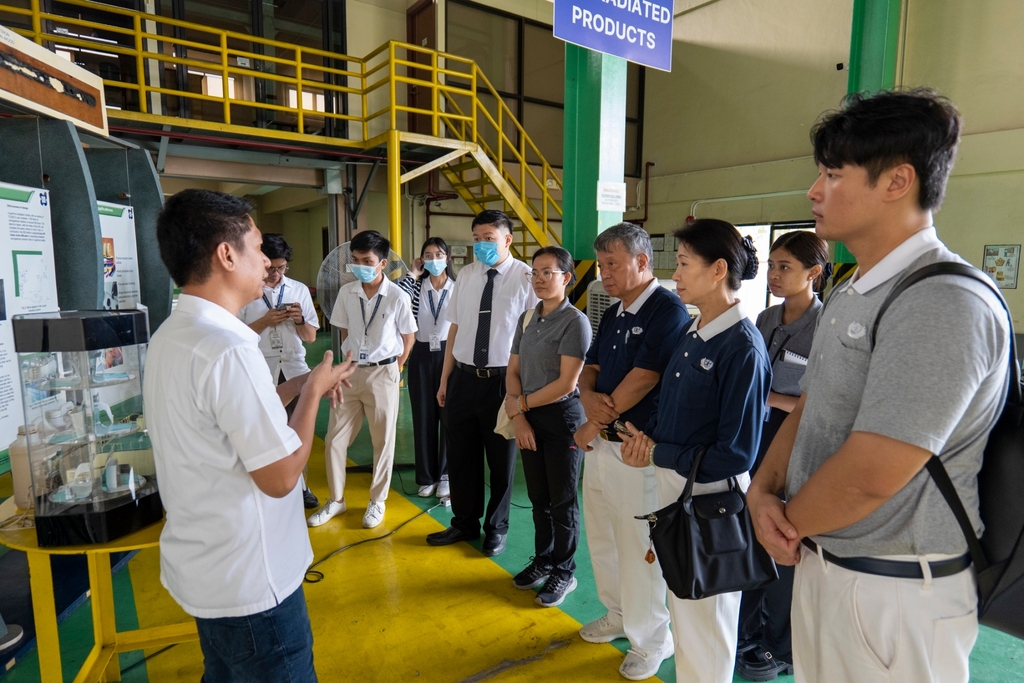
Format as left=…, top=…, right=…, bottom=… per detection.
left=424, top=258, right=447, bottom=276
left=474, top=241, right=501, bottom=267
left=348, top=263, right=379, bottom=283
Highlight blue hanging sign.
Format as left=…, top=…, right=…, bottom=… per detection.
left=553, top=0, right=675, bottom=72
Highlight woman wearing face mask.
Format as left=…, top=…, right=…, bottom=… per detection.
left=398, top=238, right=457, bottom=499
left=504, top=246, right=592, bottom=608
left=735, top=230, right=829, bottom=682
left=619, top=219, right=771, bottom=683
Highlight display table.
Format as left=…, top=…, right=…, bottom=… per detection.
left=0, top=497, right=197, bottom=683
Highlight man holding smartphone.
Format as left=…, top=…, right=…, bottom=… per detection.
left=240, top=233, right=321, bottom=508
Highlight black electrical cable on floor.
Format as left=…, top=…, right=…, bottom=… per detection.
left=120, top=644, right=177, bottom=675
left=304, top=501, right=443, bottom=584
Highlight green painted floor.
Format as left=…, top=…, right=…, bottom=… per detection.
left=1, top=333, right=1023, bottom=682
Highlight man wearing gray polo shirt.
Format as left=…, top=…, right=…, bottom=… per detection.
left=749, top=90, right=1010, bottom=683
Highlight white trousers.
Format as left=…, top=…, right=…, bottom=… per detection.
left=582, top=438, right=671, bottom=653
left=656, top=467, right=750, bottom=683
left=324, top=363, right=400, bottom=503
left=792, top=543, right=978, bottom=683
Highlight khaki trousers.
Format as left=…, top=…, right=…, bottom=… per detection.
left=324, top=363, right=400, bottom=503
left=792, top=543, right=978, bottom=683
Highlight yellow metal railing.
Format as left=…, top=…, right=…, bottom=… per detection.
left=0, top=0, right=562, bottom=247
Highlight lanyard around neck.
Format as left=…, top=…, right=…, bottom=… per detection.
left=262, top=283, right=285, bottom=310
left=427, top=288, right=448, bottom=326
left=360, top=294, right=384, bottom=338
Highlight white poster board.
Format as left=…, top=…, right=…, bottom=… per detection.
left=983, top=244, right=1019, bottom=289
left=98, top=202, right=141, bottom=309
left=0, top=181, right=60, bottom=473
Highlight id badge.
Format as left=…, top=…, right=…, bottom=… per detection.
left=358, top=345, right=370, bottom=364
left=269, top=327, right=283, bottom=350
left=429, top=333, right=441, bottom=352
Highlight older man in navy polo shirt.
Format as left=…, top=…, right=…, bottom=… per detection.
left=574, top=222, right=691, bottom=681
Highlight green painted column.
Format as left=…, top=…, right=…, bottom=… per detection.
left=835, top=0, right=902, bottom=266
left=562, top=44, right=627, bottom=263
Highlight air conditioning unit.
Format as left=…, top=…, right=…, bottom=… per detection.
left=586, top=279, right=695, bottom=335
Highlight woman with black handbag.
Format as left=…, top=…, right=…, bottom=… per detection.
left=620, top=219, right=772, bottom=683
left=736, top=230, right=829, bottom=681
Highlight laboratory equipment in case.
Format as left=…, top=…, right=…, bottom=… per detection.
left=14, top=310, right=160, bottom=547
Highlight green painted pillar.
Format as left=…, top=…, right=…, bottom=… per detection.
left=562, top=44, right=627, bottom=263
left=835, top=0, right=902, bottom=266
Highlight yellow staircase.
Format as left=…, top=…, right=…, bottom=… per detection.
left=0, top=0, right=562, bottom=258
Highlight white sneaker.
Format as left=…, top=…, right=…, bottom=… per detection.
left=307, top=500, right=346, bottom=527
left=362, top=500, right=385, bottom=528
left=417, top=484, right=436, bottom=497
left=579, top=613, right=626, bottom=643
left=436, top=475, right=450, bottom=498
left=618, top=642, right=673, bottom=681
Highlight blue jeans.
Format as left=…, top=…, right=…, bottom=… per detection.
left=195, top=587, right=316, bottom=683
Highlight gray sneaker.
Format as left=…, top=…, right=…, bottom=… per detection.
left=535, top=573, right=577, bottom=607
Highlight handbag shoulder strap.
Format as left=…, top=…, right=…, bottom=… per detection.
left=871, top=261, right=1019, bottom=574
left=680, top=446, right=710, bottom=502
left=523, top=308, right=535, bottom=331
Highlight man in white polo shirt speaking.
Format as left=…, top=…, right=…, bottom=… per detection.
left=146, top=189, right=355, bottom=683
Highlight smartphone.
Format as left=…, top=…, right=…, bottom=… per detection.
left=277, top=302, right=297, bottom=310
left=612, top=420, right=633, bottom=438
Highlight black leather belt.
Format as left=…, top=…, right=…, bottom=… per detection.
left=455, top=361, right=505, bottom=378
left=599, top=430, right=622, bottom=443
left=802, top=539, right=971, bottom=579
left=359, top=356, right=397, bottom=368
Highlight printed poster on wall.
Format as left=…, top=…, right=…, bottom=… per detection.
left=983, top=244, right=1019, bottom=289
left=0, top=180, right=60, bottom=474
left=97, top=201, right=141, bottom=309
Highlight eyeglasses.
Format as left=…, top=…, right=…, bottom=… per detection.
left=526, top=269, right=567, bottom=281
left=267, top=265, right=289, bottom=274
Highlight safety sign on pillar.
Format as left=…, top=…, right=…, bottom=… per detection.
left=554, top=0, right=675, bottom=72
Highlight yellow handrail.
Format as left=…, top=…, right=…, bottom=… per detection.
left=1, top=0, right=562, bottom=246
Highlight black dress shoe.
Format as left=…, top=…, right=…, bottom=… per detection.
left=482, top=533, right=506, bottom=556
left=426, top=526, right=479, bottom=546
left=735, top=645, right=793, bottom=682
left=302, top=488, right=320, bottom=510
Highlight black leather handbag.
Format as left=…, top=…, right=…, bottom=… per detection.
left=637, top=447, right=778, bottom=600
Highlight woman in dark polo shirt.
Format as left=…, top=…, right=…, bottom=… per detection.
left=504, top=246, right=592, bottom=608
left=736, top=230, right=829, bottom=682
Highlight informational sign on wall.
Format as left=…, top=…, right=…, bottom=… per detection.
left=0, top=181, right=59, bottom=474
left=98, top=202, right=141, bottom=309
left=597, top=180, right=627, bottom=212
left=983, top=244, right=1019, bottom=289
left=553, top=0, right=675, bottom=71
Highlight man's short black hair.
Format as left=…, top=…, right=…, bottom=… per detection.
left=261, top=233, right=292, bottom=262
left=811, top=88, right=961, bottom=211
left=156, top=189, right=253, bottom=286
left=471, top=210, right=513, bottom=235
left=351, top=230, right=390, bottom=262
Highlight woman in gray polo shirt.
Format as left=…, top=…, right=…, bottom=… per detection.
left=737, top=230, right=829, bottom=682
left=504, top=246, right=592, bottom=608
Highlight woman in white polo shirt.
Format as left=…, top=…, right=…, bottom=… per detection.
left=397, top=237, right=456, bottom=500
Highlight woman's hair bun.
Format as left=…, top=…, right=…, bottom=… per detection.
left=740, top=235, right=759, bottom=280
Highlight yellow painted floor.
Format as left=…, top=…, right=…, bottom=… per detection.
left=127, top=437, right=648, bottom=682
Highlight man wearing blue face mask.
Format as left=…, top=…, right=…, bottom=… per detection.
left=308, top=230, right=417, bottom=530
left=426, top=210, right=538, bottom=556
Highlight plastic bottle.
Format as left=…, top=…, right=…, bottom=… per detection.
left=9, top=425, right=41, bottom=510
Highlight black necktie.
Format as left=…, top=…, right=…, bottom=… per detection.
left=474, top=268, right=499, bottom=368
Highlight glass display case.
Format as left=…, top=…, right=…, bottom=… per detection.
left=13, top=310, right=161, bottom=547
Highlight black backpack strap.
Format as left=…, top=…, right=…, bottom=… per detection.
left=925, top=456, right=989, bottom=572
left=870, top=262, right=1020, bottom=405
left=871, top=261, right=1021, bottom=573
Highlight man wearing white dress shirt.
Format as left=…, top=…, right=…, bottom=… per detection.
left=427, top=210, right=539, bottom=556
left=146, top=189, right=354, bottom=683
left=239, top=233, right=321, bottom=509
left=308, top=229, right=417, bottom=530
